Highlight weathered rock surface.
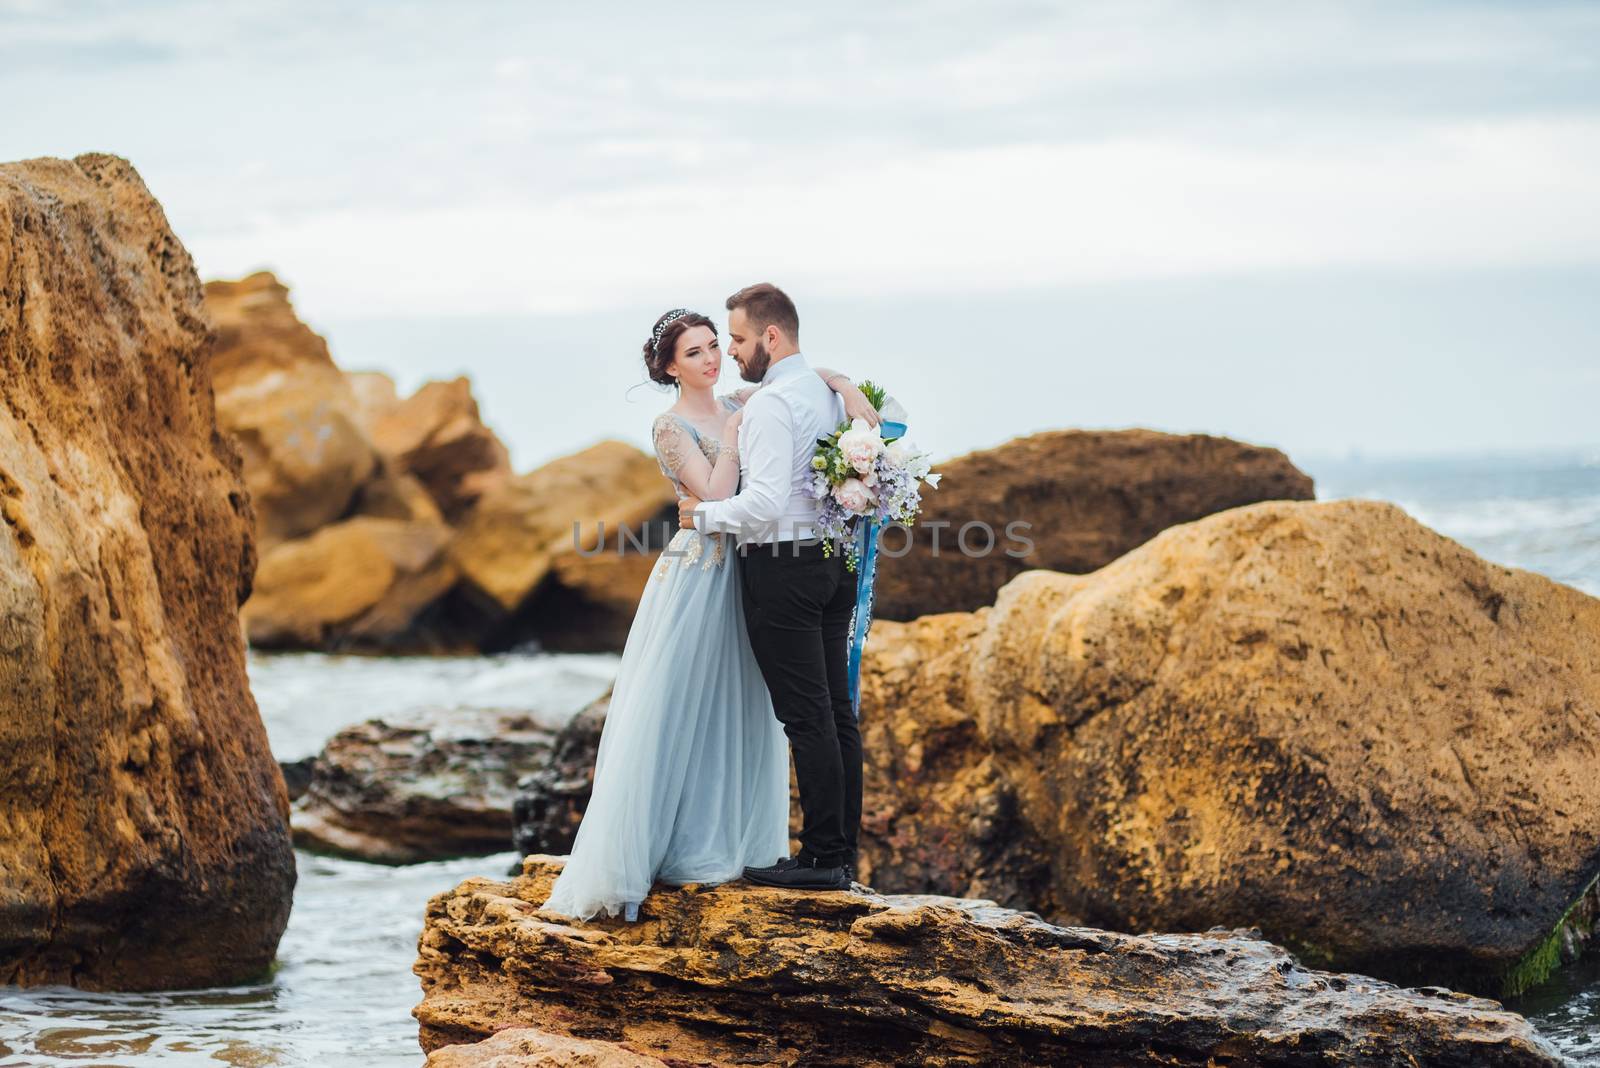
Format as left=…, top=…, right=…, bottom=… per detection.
left=873, top=429, right=1314, bottom=620
left=413, top=857, right=1563, bottom=1067
left=448, top=441, right=673, bottom=643
left=0, top=155, right=294, bottom=989
left=351, top=465, right=446, bottom=525
left=200, top=271, right=679, bottom=652
left=528, top=549, right=663, bottom=653
left=424, top=1027, right=670, bottom=1067
left=369, top=376, right=512, bottom=522
left=242, top=515, right=458, bottom=651
left=344, top=368, right=403, bottom=433
left=292, top=708, right=555, bottom=863
left=857, top=498, right=1600, bottom=997
left=511, top=692, right=609, bottom=858
left=204, top=271, right=378, bottom=547
left=278, top=756, right=317, bottom=803
left=204, top=274, right=529, bottom=651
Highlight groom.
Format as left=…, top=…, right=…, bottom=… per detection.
left=677, top=282, right=861, bottom=891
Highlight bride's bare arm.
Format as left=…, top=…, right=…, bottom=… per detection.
left=813, top=367, right=881, bottom=427
left=652, top=414, right=742, bottom=502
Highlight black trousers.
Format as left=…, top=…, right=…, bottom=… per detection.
left=737, top=537, right=862, bottom=867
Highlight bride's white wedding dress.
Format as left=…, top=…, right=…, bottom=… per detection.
left=539, top=395, right=790, bottom=921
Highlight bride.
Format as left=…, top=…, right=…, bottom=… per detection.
left=539, top=307, right=878, bottom=921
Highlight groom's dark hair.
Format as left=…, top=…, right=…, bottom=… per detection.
left=726, top=283, right=799, bottom=344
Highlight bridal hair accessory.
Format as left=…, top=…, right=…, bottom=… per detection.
left=651, top=308, right=692, bottom=348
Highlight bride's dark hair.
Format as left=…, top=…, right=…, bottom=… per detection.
left=643, top=309, right=716, bottom=389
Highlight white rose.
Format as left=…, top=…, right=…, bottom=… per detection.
left=832, top=477, right=877, bottom=515
left=836, top=418, right=884, bottom=476
left=884, top=439, right=930, bottom=479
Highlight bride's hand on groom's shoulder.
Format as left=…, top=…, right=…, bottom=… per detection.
left=723, top=409, right=744, bottom=435
left=841, top=384, right=881, bottom=427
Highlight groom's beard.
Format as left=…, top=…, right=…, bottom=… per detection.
left=740, top=340, right=771, bottom=383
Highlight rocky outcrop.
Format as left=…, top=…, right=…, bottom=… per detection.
left=511, top=692, right=609, bottom=857
left=291, top=709, right=556, bottom=864
left=350, top=465, right=446, bottom=525
left=527, top=550, right=663, bottom=653
left=368, top=376, right=511, bottom=521
left=204, top=274, right=524, bottom=651
left=856, top=498, right=1600, bottom=998
left=202, top=271, right=685, bottom=653
left=242, top=516, right=458, bottom=651
left=412, top=857, right=1563, bottom=1066
left=448, top=441, right=672, bottom=646
left=0, top=155, right=294, bottom=989
left=204, top=271, right=379, bottom=547
left=873, top=429, right=1314, bottom=620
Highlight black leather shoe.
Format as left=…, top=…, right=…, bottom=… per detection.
left=742, top=855, right=804, bottom=879
left=742, top=862, right=851, bottom=890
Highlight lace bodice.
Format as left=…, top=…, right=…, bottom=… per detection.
left=650, top=393, right=747, bottom=500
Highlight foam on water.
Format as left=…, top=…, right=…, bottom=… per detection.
left=1311, top=453, right=1600, bottom=597
left=0, top=851, right=517, bottom=1067
left=250, top=649, right=619, bottom=760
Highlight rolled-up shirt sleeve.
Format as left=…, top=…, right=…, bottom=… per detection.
left=694, top=395, right=793, bottom=536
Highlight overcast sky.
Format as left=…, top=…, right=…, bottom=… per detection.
left=3, top=0, right=1597, bottom=467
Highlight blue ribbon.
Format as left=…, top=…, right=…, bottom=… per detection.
left=846, top=419, right=907, bottom=718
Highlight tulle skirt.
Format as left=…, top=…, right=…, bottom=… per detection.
left=538, top=527, right=790, bottom=920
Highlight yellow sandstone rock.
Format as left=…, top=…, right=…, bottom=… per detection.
left=873, top=428, right=1314, bottom=620
left=0, top=154, right=294, bottom=989
left=412, top=856, right=1562, bottom=1066
left=859, top=498, right=1600, bottom=996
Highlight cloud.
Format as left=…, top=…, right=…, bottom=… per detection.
left=3, top=0, right=1598, bottom=321
left=185, top=115, right=1600, bottom=320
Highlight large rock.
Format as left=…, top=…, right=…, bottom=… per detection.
left=874, top=429, right=1314, bottom=620
left=241, top=515, right=459, bottom=651
left=0, top=155, right=295, bottom=989
left=348, top=465, right=447, bottom=525
left=204, top=271, right=378, bottom=547
left=206, top=275, right=521, bottom=654
left=412, top=857, right=1562, bottom=1066
left=369, top=376, right=512, bottom=522
left=511, top=692, right=609, bottom=857
left=448, top=441, right=673, bottom=645
left=527, top=549, right=663, bottom=652
left=292, top=708, right=555, bottom=864
left=858, top=498, right=1600, bottom=997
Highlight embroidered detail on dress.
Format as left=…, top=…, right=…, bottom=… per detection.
left=651, top=414, right=690, bottom=477
left=651, top=528, right=700, bottom=583
left=703, top=532, right=726, bottom=570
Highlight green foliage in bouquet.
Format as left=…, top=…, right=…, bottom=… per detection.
left=857, top=379, right=888, bottom=412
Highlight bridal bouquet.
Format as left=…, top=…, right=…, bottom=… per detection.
left=804, top=381, right=941, bottom=570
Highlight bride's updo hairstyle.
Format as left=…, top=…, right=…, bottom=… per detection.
left=643, top=308, right=716, bottom=389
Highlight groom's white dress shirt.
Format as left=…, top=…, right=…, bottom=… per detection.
left=694, top=352, right=843, bottom=545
